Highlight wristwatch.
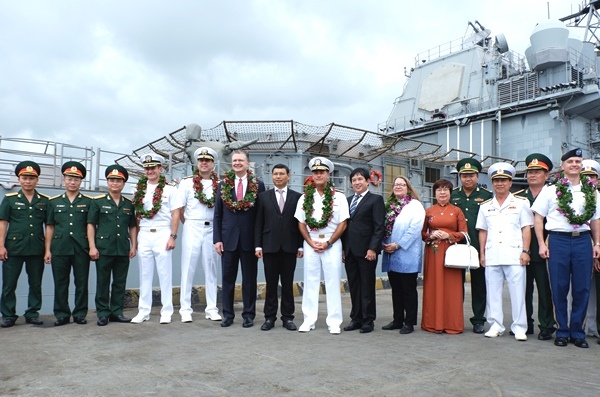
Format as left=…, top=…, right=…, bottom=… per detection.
left=170, top=234, right=178, bottom=240
left=522, top=249, right=530, bottom=255
left=326, top=241, right=332, bottom=248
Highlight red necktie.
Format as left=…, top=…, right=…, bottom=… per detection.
left=236, top=178, right=243, bottom=201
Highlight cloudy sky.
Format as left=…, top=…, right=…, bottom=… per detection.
left=0, top=0, right=581, bottom=155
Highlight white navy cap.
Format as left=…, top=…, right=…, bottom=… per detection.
left=140, top=153, right=165, bottom=168
left=581, top=159, right=600, bottom=176
left=194, top=146, right=217, bottom=162
left=309, top=157, right=334, bottom=173
left=487, top=162, right=515, bottom=180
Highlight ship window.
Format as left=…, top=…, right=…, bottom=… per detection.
left=384, top=164, right=407, bottom=197
left=425, top=167, right=441, bottom=184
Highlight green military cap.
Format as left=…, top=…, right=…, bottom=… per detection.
left=15, top=161, right=41, bottom=177
left=456, top=158, right=482, bottom=174
left=62, top=161, right=86, bottom=178
left=524, top=153, right=553, bottom=171
left=105, top=164, right=129, bottom=181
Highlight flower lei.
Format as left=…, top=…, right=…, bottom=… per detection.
left=220, top=170, right=259, bottom=212
left=554, top=172, right=597, bottom=227
left=384, top=195, right=412, bottom=238
left=193, top=170, right=219, bottom=208
left=134, top=175, right=166, bottom=219
left=303, top=180, right=335, bottom=231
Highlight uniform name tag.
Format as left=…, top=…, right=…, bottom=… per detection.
left=76, top=204, right=87, bottom=208
left=101, top=206, right=112, bottom=209
left=15, top=202, right=25, bottom=206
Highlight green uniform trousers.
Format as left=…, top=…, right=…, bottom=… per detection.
left=525, top=260, right=556, bottom=332
left=1, top=255, right=44, bottom=320
left=95, top=255, right=129, bottom=318
left=466, top=266, right=487, bottom=325
left=51, top=253, right=90, bottom=319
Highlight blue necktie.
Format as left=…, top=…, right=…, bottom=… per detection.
left=350, top=194, right=361, bottom=216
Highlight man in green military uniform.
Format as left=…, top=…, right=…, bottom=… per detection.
left=450, top=158, right=492, bottom=333
left=0, top=161, right=49, bottom=327
left=44, top=161, right=93, bottom=326
left=514, top=153, right=556, bottom=340
left=87, top=164, right=137, bottom=326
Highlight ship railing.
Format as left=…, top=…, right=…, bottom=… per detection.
left=0, top=136, right=131, bottom=194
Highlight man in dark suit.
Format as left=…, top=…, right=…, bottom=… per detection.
left=255, top=164, right=303, bottom=331
left=342, top=168, right=385, bottom=333
left=214, top=150, right=266, bottom=328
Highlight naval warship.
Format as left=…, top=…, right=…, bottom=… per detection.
left=2, top=1, right=599, bottom=313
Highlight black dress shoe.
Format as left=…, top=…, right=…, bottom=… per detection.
left=381, top=321, right=402, bottom=330
left=359, top=324, right=374, bottom=333
left=54, top=317, right=70, bottom=326
left=473, top=324, right=485, bottom=334
left=221, top=317, right=233, bottom=327
left=538, top=330, right=553, bottom=340
left=572, top=338, right=589, bottom=348
left=1, top=318, right=16, bottom=328
left=283, top=320, right=297, bottom=331
left=343, top=321, right=362, bottom=331
left=242, top=318, right=254, bottom=328
left=261, top=319, right=274, bottom=331
left=526, top=326, right=534, bottom=335
left=25, top=317, right=43, bottom=325
left=399, top=324, right=414, bottom=334
left=74, top=316, right=87, bottom=325
left=109, top=314, right=131, bottom=323
left=97, top=316, right=109, bottom=326
left=554, top=337, right=568, bottom=346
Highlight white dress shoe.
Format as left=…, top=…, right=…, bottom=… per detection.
left=131, top=314, right=150, bottom=324
left=328, top=326, right=341, bottom=335
left=159, top=315, right=172, bottom=324
left=514, top=332, right=527, bottom=341
left=205, top=313, right=222, bottom=321
left=181, top=313, right=193, bottom=323
left=484, top=328, right=503, bottom=338
left=298, top=323, right=315, bottom=332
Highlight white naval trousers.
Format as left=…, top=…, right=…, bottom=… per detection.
left=301, top=239, right=343, bottom=328
left=137, top=228, right=173, bottom=317
left=485, top=265, right=527, bottom=334
left=179, top=220, right=219, bottom=316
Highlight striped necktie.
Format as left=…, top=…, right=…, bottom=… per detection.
left=350, top=194, right=361, bottom=216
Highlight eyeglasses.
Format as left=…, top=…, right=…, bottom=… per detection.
left=393, top=183, right=407, bottom=187
left=435, top=187, right=450, bottom=192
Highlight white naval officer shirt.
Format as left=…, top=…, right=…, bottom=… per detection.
left=174, top=176, right=215, bottom=221
left=139, top=182, right=177, bottom=229
left=475, top=193, right=533, bottom=266
left=294, top=189, right=350, bottom=241
left=530, top=183, right=600, bottom=232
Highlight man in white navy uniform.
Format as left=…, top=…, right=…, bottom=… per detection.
left=531, top=148, right=600, bottom=348
left=294, top=157, right=349, bottom=334
left=174, top=147, right=222, bottom=323
left=476, top=162, right=533, bottom=341
left=131, top=154, right=180, bottom=324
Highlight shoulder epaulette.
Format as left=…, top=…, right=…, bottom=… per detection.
left=123, top=196, right=133, bottom=202
left=5, top=192, right=18, bottom=197
left=182, top=175, right=193, bottom=180
left=49, top=194, right=62, bottom=200
left=93, top=194, right=107, bottom=200
left=82, top=194, right=94, bottom=199
left=514, top=195, right=527, bottom=200
left=453, top=186, right=460, bottom=190
left=480, top=198, right=493, bottom=205
left=38, top=193, right=50, bottom=199
left=480, top=187, right=492, bottom=193
left=513, top=189, right=525, bottom=195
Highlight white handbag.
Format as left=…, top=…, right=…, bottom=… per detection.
left=444, top=232, right=480, bottom=270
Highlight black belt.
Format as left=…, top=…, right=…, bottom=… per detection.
left=548, top=230, right=590, bottom=237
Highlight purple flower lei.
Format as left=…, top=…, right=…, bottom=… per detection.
left=384, top=195, right=412, bottom=238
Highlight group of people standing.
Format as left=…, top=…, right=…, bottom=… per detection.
left=1, top=148, right=599, bottom=349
